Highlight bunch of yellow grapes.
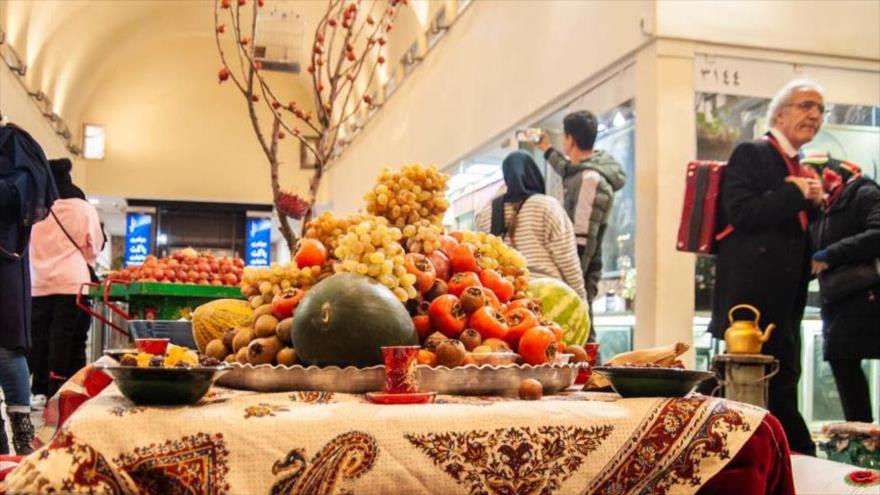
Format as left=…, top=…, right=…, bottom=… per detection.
left=364, top=164, right=450, bottom=228
left=333, top=218, right=419, bottom=301
left=401, top=220, right=444, bottom=254
left=240, top=263, right=328, bottom=302
left=303, top=212, right=385, bottom=253
left=458, top=231, right=529, bottom=281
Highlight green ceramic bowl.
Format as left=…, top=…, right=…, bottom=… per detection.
left=96, top=364, right=229, bottom=405
left=593, top=366, right=714, bottom=398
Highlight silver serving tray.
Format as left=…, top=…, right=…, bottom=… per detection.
left=216, top=362, right=582, bottom=396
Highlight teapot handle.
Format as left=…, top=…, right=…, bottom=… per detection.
left=728, top=304, right=761, bottom=325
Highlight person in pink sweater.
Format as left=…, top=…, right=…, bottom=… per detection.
left=29, top=159, right=104, bottom=402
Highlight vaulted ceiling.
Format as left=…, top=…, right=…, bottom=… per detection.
left=1, top=0, right=335, bottom=130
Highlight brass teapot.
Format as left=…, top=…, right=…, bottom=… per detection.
left=724, top=304, right=775, bottom=355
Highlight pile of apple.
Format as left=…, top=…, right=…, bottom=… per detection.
left=109, top=248, right=245, bottom=286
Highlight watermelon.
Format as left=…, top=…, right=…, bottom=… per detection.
left=527, top=277, right=591, bottom=346
left=293, top=273, right=417, bottom=367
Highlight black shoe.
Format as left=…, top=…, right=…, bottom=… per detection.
left=9, top=412, right=34, bottom=455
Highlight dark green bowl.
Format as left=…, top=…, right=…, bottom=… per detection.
left=593, top=366, right=714, bottom=398
left=96, top=365, right=228, bottom=405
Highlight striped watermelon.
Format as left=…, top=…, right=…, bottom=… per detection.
left=527, top=277, right=590, bottom=346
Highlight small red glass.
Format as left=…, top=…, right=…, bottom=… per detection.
left=381, top=346, right=420, bottom=393
left=576, top=342, right=600, bottom=385
left=135, top=338, right=170, bottom=355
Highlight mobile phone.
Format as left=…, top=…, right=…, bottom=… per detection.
left=515, top=128, right=543, bottom=144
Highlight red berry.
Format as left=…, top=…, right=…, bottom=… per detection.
left=254, top=61, right=262, bottom=70
left=328, top=18, right=337, bottom=27
left=216, top=24, right=226, bottom=34
left=278, top=132, right=285, bottom=139
left=271, top=101, right=281, bottom=110
left=363, top=95, right=372, bottom=104
left=378, top=37, right=386, bottom=46
left=346, top=51, right=355, bottom=61
left=307, top=65, right=315, bottom=74
left=221, top=0, right=231, bottom=8
left=240, top=36, right=250, bottom=46
left=377, top=56, right=385, bottom=64
left=258, top=0, right=264, bottom=6
left=218, top=67, right=230, bottom=83
left=238, top=0, right=246, bottom=6
left=251, top=94, right=259, bottom=102
left=367, top=15, right=375, bottom=25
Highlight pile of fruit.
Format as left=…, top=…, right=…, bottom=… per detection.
left=109, top=248, right=244, bottom=286
left=191, top=163, right=590, bottom=369
left=199, top=292, right=301, bottom=367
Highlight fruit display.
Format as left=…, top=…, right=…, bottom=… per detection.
left=187, top=163, right=588, bottom=375
left=527, top=277, right=591, bottom=347
left=292, top=273, right=417, bottom=367
left=109, top=248, right=245, bottom=286
left=191, top=299, right=255, bottom=353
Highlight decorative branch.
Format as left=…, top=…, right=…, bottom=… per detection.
left=214, top=0, right=409, bottom=254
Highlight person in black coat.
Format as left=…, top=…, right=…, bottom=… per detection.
left=708, top=80, right=825, bottom=456
left=806, top=155, right=880, bottom=422
left=0, top=117, right=57, bottom=454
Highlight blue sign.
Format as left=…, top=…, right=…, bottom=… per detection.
left=124, top=213, right=152, bottom=266
left=246, top=218, right=272, bottom=267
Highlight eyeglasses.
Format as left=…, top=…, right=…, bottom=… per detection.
left=784, top=101, right=827, bottom=114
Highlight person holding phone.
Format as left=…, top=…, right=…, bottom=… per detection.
left=536, top=111, right=626, bottom=340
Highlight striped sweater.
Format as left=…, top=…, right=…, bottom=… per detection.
left=475, top=194, right=587, bottom=301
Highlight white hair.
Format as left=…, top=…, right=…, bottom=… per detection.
left=766, top=79, right=825, bottom=126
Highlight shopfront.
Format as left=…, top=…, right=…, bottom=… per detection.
left=440, top=40, right=880, bottom=430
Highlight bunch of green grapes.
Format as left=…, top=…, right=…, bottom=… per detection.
left=240, top=263, right=325, bottom=303
left=364, top=164, right=450, bottom=228
left=401, top=220, right=444, bottom=254
left=304, top=212, right=386, bottom=254
left=333, top=218, right=418, bottom=301
left=459, top=231, right=530, bottom=281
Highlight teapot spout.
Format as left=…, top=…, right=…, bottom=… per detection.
left=759, top=323, right=776, bottom=343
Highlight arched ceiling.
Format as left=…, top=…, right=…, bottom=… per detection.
left=1, top=0, right=343, bottom=132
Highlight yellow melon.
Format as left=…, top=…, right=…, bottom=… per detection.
left=191, top=299, right=255, bottom=353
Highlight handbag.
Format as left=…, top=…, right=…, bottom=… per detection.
left=818, top=259, right=880, bottom=304
left=50, top=208, right=101, bottom=283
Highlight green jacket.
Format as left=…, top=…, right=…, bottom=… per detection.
left=545, top=148, right=626, bottom=301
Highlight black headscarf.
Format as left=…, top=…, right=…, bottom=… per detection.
left=49, top=158, right=86, bottom=200
left=490, top=151, right=545, bottom=237
left=0, top=124, right=58, bottom=226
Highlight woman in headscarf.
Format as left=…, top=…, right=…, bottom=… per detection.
left=29, top=158, right=103, bottom=406
left=806, top=153, right=880, bottom=423
left=475, top=151, right=586, bottom=301
left=0, top=118, right=57, bottom=454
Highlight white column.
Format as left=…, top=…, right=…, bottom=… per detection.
left=634, top=40, right=698, bottom=365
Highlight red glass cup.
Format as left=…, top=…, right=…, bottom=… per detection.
left=381, top=346, right=420, bottom=394
left=576, top=342, right=600, bottom=384
left=135, top=338, right=170, bottom=355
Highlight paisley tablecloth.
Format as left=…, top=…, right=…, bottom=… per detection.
left=3, top=384, right=774, bottom=495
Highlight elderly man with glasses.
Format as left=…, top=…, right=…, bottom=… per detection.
left=708, top=79, right=825, bottom=456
